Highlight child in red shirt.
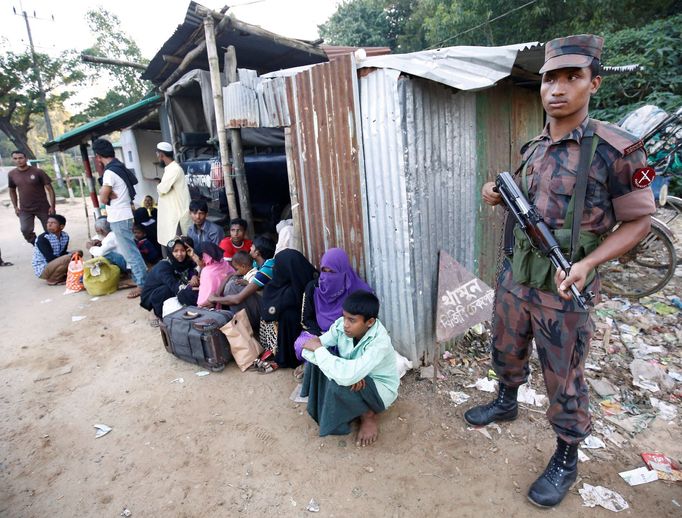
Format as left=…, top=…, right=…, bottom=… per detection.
left=219, top=218, right=252, bottom=261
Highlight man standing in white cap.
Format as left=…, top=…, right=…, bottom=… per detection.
left=155, top=142, right=191, bottom=249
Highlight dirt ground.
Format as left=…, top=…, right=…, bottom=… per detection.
left=0, top=195, right=680, bottom=518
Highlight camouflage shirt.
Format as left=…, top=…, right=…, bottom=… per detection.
left=500, top=117, right=656, bottom=311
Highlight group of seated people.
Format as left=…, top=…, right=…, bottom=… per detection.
left=139, top=225, right=399, bottom=446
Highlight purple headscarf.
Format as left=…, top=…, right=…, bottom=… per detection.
left=313, top=248, right=372, bottom=331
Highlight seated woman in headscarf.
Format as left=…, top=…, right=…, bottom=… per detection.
left=140, top=236, right=200, bottom=323
left=258, top=249, right=317, bottom=373
left=196, top=241, right=235, bottom=307
left=133, top=195, right=160, bottom=248
left=293, top=248, right=372, bottom=378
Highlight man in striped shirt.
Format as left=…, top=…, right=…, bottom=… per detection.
left=32, top=214, right=71, bottom=285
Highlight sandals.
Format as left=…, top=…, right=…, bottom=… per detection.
left=257, top=361, right=279, bottom=374
left=293, top=364, right=305, bottom=381
left=0, top=261, right=13, bottom=267
left=149, top=318, right=160, bottom=328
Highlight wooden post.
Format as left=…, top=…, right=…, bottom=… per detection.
left=224, top=45, right=253, bottom=234
left=80, top=143, right=101, bottom=218
left=284, top=127, right=303, bottom=252
left=203, top=15, right=238, bottom=220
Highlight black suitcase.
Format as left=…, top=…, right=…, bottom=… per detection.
left=159, top=307, right=234, bottom=371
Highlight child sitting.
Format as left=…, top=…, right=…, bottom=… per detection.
left=32, top=214, right=72, bottom=285
left=212, top=250, right=261, bottom=332
left=133, top=224, right=161, bottom=265
left=219, top=218, right=252, bottom=261
left=301, top=290, right=399, bottom=447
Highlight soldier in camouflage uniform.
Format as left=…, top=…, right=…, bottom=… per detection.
left=464, top=35, right=656, bottom=508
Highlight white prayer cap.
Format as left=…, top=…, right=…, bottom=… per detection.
left=156, top=142, right=173, bottom=153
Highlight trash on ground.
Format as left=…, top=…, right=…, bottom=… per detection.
left=649, top=397, right=678, bottom=421
left=170, top=378, right=184, bottom=384
left=419, top=365, right=435, bottom=380
left=599, top=400, right=625, bottom=416
left=604, top=413, right=654, bottom=436
left=289, top=384, right=309, bottom=403
left=40, top=298, right=52, bottom=304
left=619, top=466, right=658, bottom=486
left=466, top=377, right=498, bottom=392
left=630, top=359, right=673, bottom=392
left=469, top=426, right=492, bottom=440
left=306, top=498, right=320, bottom=512
left=578, top=483, right=629, bottom=512
left=588, top=378, right=619, bottom=398
left=395, top=351, right=413, bottom=378
left=641, top=452, right=682, bottom=482
left=94, top=424, right=112, bottom=438
left=195, top=370, right=210, bottom=377
left=582, top=435, right=606, bottom=449
left=120, top=508, right=132, bottom=517
left=577, top=449, right=590, bottom=462
left=448, top=391, right=470, bottom=406
left=90, top=297, right=100, bottom=302
left=670, top=296, right=682, bottom=310
left=71, top=315, right=87, bottom=322
left=517, top=384, right=548, bottom=407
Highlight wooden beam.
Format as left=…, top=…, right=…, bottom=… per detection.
left=204, top=15, right=238, bottom=220
left=224, top=45, right=253, bottom=233
left=81, top=54, right=147, bottom=70
left=162, top=54, right=183, bottom=64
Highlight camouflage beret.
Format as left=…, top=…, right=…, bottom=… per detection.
left=539, top=34, right=604, bottom=74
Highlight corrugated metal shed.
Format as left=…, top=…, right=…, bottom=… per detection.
left=284, top=54, right=367, bottom=274
left=360, top=69, right=478, bottom=361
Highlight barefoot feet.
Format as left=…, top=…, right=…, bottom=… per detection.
left=356, top=411, right=379, bottom=447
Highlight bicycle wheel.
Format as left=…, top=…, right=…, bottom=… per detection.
left=600, top=222, right=677, bottom=299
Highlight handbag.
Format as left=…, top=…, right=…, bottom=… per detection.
left=220, top=309, right=263, bottom=371
left=65, top=253, right=84, bottom=293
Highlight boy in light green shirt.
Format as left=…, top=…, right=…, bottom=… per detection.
left=301, top=290, right=399, bottom=446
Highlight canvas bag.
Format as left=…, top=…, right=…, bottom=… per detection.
left=220, top=309, right=263, bottom=371
left=65, top=253, right=84, bottom=293
left=83, top=256, right=121, bottom=296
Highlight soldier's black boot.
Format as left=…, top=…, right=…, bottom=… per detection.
left=463, top=383, right=518, bottom=426
left=527, top=438, right=579, bottom=508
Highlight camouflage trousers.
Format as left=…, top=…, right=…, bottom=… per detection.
left=491, top=286, right=594, bottom=445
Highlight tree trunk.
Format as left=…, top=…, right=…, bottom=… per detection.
left=0, top=118, right=35, bottom=158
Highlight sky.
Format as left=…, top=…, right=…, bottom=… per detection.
left=1, top=0, right=341, bottom=58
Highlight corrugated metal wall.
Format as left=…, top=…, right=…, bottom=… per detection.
left=284, top=54, right=367, bottom=273
left=360, top=70, right=478, bottom=362
left=475, top=81, right=544, bottom=285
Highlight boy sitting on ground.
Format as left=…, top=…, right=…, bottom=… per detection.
left=133, top=224, right=161, bottom=265
left=32, top=214, right=72, bottom=285
left=301, top=290, right=399, bottom=447
left=211, top=250, right=261, bottom=332
left=219, top=218, right=252, bottom=261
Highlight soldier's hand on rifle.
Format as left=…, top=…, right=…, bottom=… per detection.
left=555, top=260, right=590, bottom=301
left=482, top=181, right=502, bottom=206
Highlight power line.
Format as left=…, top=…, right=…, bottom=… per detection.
left=428, top=0, right=538, bottom=50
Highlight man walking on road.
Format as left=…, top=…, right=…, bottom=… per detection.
left=92, top=139, right=147, bottom=299
left=155, top=142, right=191, bottom=249
left=8, top=150, right=56, bottom=245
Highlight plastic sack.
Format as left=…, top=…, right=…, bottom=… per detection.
left=83, top=256, right=121, bottom=296
left=65, top=253, right=85, bottom=293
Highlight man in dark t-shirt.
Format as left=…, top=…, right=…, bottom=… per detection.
left=8, top=150, right=56, bottom=245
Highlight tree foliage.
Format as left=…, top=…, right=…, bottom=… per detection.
left=68, top=7, right=150, bottom=126
left=0, top=49, right=83, bottom=158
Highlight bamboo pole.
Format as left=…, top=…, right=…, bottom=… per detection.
left=203, top=15, right=238, bottom=220
left=80, top=143, right=101, bottom=218
left=81, top=54, right=147, bottom=70
left=224, top=45, right=253, bottom=233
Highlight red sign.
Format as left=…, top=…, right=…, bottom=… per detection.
left=632, top=167, right=655, bottom=189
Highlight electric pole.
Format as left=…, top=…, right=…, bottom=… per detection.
left=19, top=7, right=66, bottom=190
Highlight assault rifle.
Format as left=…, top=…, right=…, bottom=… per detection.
left=495, top=171, right=592, bottom=310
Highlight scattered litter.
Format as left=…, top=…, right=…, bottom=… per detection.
left=486, top=369, right=498, bottom=380
left=364, top=466, right=375, bottom=473
left=289, top=384, right=309, bottom=403
left=306, top=498, right=320, bottom=512
left=578, top=483, right=629, bottom=512
left=599, top=400, right=625, bottom=416
left=442, top=351, right=454, bottom=360
left=94, top=424, right=112, bottom=438
left=582, top=435, right=606, bottom=449
left=629, top=359, right=674, bottom=393
left=90, top=297, right=100, bottom=302
left=673, top=499, right=680, bottom=508
left=650, top=397, right=678, bottom=421
left=517, top=384, right=548, bottom=407
left=577, top=449, right=590, bottom=462
left=641, top=452, right=682, bottom=482
left=588, top=378, right=619, bottom=398
left=469, top=426, right=492, bottom=440
left=120, top=508, right=132, bottom=517
left=670, top=296, right=682, bottom=310
left=669, top=371, right=682, bottom=383
left=40, top=298, right=52, bottom=304
left=71, top=315, right=87, bottom=322
left=585, top=362, right=602, bottom=371
left=195, top=371, right=210, bottom=377
left=641, top=300, right=678, bottom=315
left=448, top=391, right=470, bottom=406
left=395, top=351, right=413, bottom=378
left=619, top=466, right=658, bottom=486
left=170, top=378, right=184, bottom=384
left=466, top=377, right=498, bottom=393
left=419, top=365, right=435, bottom=380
